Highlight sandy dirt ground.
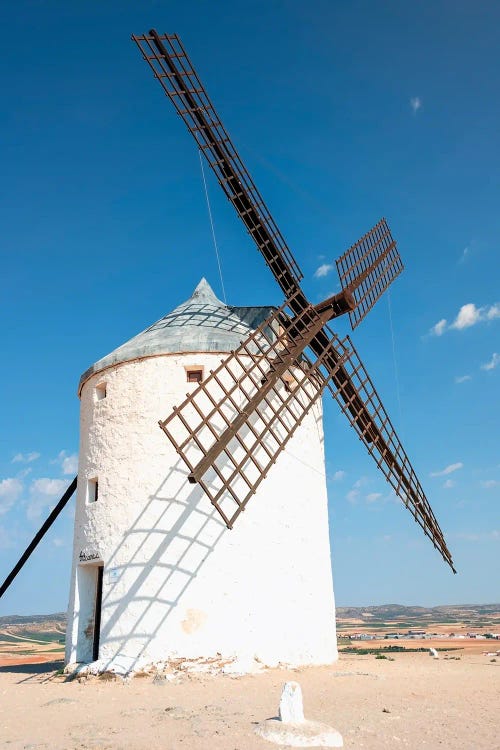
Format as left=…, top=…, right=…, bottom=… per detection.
left=1, top=648, right=499, bottom=750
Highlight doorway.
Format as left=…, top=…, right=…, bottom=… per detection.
left=92, top=565, right=104, bottom=661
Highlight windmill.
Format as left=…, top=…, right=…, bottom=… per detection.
left=0, top=30, right=454, bottom=674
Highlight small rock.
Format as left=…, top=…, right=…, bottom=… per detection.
left=42, top=697, right=77, bottom=706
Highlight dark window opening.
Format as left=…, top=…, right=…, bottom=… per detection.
left=96, top=383, right=107, bottom=401
left=88, top=478, right=98, bottom=503
left=187, top=369, right=203, bottom=383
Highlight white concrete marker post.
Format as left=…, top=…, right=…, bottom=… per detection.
left=255, top=681, right=343, bottom=748
left=279, top=681, right=305, bottom=722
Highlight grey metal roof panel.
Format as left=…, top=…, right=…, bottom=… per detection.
left=79, top=278, right=275, bottom=392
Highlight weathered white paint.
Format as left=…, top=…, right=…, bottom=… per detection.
left=65, top=351, right=337, bottom=672
left=280, top=682, right=305, bottom=723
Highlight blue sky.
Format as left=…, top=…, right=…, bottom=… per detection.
left=0, top=0, right=498, bottom=615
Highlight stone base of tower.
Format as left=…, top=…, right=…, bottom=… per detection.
left=65, top=352, right=338, bottom=676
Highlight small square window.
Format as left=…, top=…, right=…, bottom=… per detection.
left=87, top=478, right=99, bottom=503
left=95, top=383, right=107, bottom=401
left=186, top=369, right=203, bottom=383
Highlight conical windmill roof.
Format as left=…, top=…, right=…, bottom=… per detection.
left=79, top=278, right=274, bottom=393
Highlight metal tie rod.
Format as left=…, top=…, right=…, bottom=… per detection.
left=0, top=476, right=77, bottom=599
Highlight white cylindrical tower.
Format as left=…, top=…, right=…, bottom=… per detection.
left=65, top=279, right=338, bottom=673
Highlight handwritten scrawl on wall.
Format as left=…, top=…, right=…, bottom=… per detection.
left=79, top=551, right=100, bottom=563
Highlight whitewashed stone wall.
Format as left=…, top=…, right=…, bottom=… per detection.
left=65, top=352, right=338, bottom=670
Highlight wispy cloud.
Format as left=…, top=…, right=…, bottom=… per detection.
left=52, top=450, right=78, bottom=475
left=0, top=478, right=23, bottom=516
left=455, top=375, right=471, bottom=384
left=481, top=353, right=500, bottom=372
left=0, top=524, right=16, bottom=550
left=346, top=478, right=374, bottom=504
left=12, top=452, right=40, bottom=464
left=314, top=262, right=334, bottom=279
left=430, top=319, right=447, bottom=337
left=443, top=479, right=455, bottom=489
left=454, top=530, right=499, bottom=542
left=353, top=477, right=368, bottom=489
left=346, top=489, right=359, bottom=504
left=332, top=470, right=346, bottom=481
left=458, top=245, right=471, bottom=264
left=430, top=462, right=463, bottom=477
left=428, top=302, right=500, bottom=337
left=480, top=479, right=499, bottom=489
left=410, top=96, right=422, bottom=114
left=27, top=477, right=68, bottom=522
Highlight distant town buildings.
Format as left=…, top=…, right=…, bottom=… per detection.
left=345, top=630, right=500, bottom=641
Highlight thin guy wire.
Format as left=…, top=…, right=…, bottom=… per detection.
left=199, top=150, right=227, bottom=304
left=387, top=289, right=404, bottom=435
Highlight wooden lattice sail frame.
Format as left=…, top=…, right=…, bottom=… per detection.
left=160, top=294, right=347, bottom=527
left=131, top=29, right=456, bottom=573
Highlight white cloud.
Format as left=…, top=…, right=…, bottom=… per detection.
left=314, top=263, right=334, bottom=279
left=62, top=453, right=78, bottom=475
left=52, top=450, right=78, bottom=475
left=481, top=353, right=500, bottom=372
left=451, top=303, right=482, bottom=330
left=443, top=479, right=455, bottom=489
left=486, top=303, right=500, bottom=320
left=12, top=452, right=40, bottom=464
left=27, top=477, right=68, bottom=521
left=455, top=529, right=499, bottom=543
left=430, top=319, right=447, bottom=336
left=346, top=477, right=368, bottom=503
left=455, top=374, right=472, bottom=384
left=459, top=246, right=470, bottom=263
left=0, top=524, right=16, bottom=550
left=430, top=462, right=463, bottom=477
left=353, top=477, right=368, bottom=489
left=366, top=492, right=382, bottom=503
left=480, top=479, right=499, bottom=489
left=429, top=302, right=500, bottom=337
left=410, top=96, right=422, bottom=113
left=0, top=478, right=23, bottom=516
left=332, top=470, right=346, bottom=481
left=52, top=537, right=65, bottom=547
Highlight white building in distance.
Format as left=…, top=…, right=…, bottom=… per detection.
left=65, top=279, right=337, bottom=674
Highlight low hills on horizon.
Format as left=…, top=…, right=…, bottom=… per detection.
left=1, top=603, right=499, bottom=630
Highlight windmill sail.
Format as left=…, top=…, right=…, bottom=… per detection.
left=135, top=30, right=455, bottom=572
left=324, top=332, right=456, bottom=572
left=132, top=30, right=303, bottom=300
left=160, top=295, right=347, bottom=528
left=336, top=218, right=403, bottom=329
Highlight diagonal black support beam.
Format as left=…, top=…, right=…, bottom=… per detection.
left=0, top=476, right=77, bottom=600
